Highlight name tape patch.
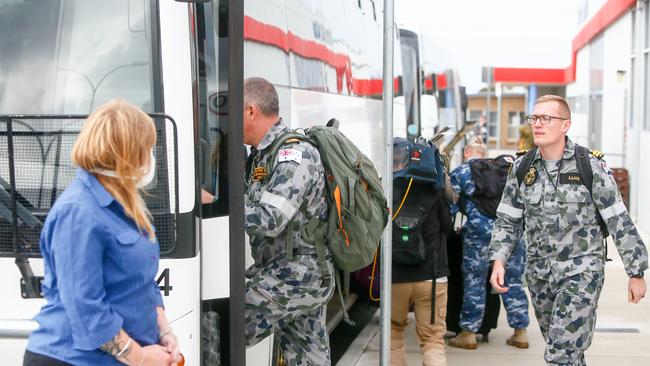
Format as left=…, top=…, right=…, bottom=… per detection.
left=559, top=173, right=582, bottom=184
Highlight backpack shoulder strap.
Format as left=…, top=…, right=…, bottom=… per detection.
left=574, top=144, right=611, bottom=240
left=574, top=144, right=593, bottom=195
left=515, top=147, right=537, bottom=188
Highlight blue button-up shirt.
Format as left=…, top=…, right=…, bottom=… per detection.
left=27, top=169, right=164, bottom=365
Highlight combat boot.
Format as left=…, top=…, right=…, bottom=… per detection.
left=448, top=330, right=477, bottom=350
left=506, top=328, right=529, bottom=349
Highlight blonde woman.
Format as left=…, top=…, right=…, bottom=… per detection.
left=24, top=100, right=182, bottom=366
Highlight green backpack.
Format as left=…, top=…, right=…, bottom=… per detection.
left=264, top=120, right=389, bottom=274
left=263, top=120, right=388, bottom=324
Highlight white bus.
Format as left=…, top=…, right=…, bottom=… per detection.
left=0, top=0, right=465, bottom=364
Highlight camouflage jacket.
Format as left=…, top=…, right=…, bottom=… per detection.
left=490, top=138, right=648, bottom=281
left=450, top=160, right=495, bottom=242
left=244, top=121, right=328, bottom=276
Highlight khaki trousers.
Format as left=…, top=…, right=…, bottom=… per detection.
left=391, top=281, right=448, bottom=366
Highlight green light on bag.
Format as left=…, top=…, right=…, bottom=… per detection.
left=402, top=234, right=409, bottom=242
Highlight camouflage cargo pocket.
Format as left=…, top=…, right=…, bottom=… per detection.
left=523, top=185, right=542, bottom=230
left=556, top=185, right=595, bottom=230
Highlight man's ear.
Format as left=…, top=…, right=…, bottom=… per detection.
left=562, top=119, right=572, bottom=133
left=244, top=104, right=255, bottom=120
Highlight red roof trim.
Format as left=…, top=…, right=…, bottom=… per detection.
left=572, top=0, right=636, bottom=51
left=493, top=0, right=636, bottom=85
left=493, top=68, right=567, bottom=84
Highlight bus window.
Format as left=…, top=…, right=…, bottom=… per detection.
left=197, top=0, right=230, bottom=218
left=0, top=0, right=155, bottom=114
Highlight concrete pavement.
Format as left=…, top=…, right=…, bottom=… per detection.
left=341, top=238, right=650, bottom=365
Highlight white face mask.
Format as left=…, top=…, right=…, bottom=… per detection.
left=93, top=150, right=156, bottom=189
left=137, top=151, right=156, bottom=188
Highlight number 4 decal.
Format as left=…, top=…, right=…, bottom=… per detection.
left=156, top=268, right=173, bottom=296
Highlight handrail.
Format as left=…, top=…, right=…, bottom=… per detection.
left=0, top=319, right=38, bottom=339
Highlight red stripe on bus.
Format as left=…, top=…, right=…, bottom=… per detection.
left=437, top=74, right=447, bottom=89
left=424, top=78, right=433, bottom=90
left=244, top=15, right=400, bottom=96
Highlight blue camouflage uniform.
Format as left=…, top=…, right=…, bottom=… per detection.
left=244, top=120, right=335, bottom=365
left=450, top=160, right=529, bottom=334
left=490, top=138, right=648, bottom=365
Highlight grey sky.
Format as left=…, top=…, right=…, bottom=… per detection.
left=395, top=0, right=581, bottom=93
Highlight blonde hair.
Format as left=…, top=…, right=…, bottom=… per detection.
left=535, top=95, right=571, bottom=119
left=465, top=137, right=486, bottom=157
left=71, top=99, right=157, bottom=239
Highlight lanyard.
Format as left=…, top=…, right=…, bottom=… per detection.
left=542, top=159, right=563, bottom=191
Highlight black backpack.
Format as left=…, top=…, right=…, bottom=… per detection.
left=468, top=154, right=515, bottom=218
left=391, top=180, right=437, bottom=266
left=514, top=145, right=609, bottom=238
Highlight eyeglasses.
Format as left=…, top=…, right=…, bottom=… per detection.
left=525, top=114, right=569, bottom=125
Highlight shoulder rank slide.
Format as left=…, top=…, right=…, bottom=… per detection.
left=589, top=149, right=605, bottom=160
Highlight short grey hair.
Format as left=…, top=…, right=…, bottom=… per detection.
left=244, top=77, right=279, bottom=117
left=464, top=137, right=486, bottom=157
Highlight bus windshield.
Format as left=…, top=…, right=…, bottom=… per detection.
left=0, top=0, right=155, bottom=114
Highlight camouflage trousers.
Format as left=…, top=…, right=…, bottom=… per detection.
left=460, top=236, right=529, bottom=333
left=528, top=268, right=604, bottom=366
left=245, top=256, right=335, bottom=365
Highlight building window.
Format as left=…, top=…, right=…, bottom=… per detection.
left=508, top=111, right=523, bottom=141
left=468, top=110, right=483, bottom=121
left=646, top=3, right=650, bottom=49
left=577, top=0, right=589, bottom=25
left=645, top=53, right=650, bottom=130
left=487, top=111, right=498, bottom=139
left=645, top=6, right=650, bottom=130
left=468, top=110, right=497, bottom=138
left=630, top=9, right=636, bottom=130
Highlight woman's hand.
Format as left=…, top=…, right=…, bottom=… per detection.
left=140, top=344, right=172, bottom=366
left=159, top=330, right=182, bottom=365
left=156, top=307, right=182, bottom=365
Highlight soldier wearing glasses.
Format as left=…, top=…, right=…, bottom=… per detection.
left=489, top=95, right=648, bottom=365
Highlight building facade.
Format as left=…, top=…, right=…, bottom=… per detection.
left=467, top=92, right=526, bottom=150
